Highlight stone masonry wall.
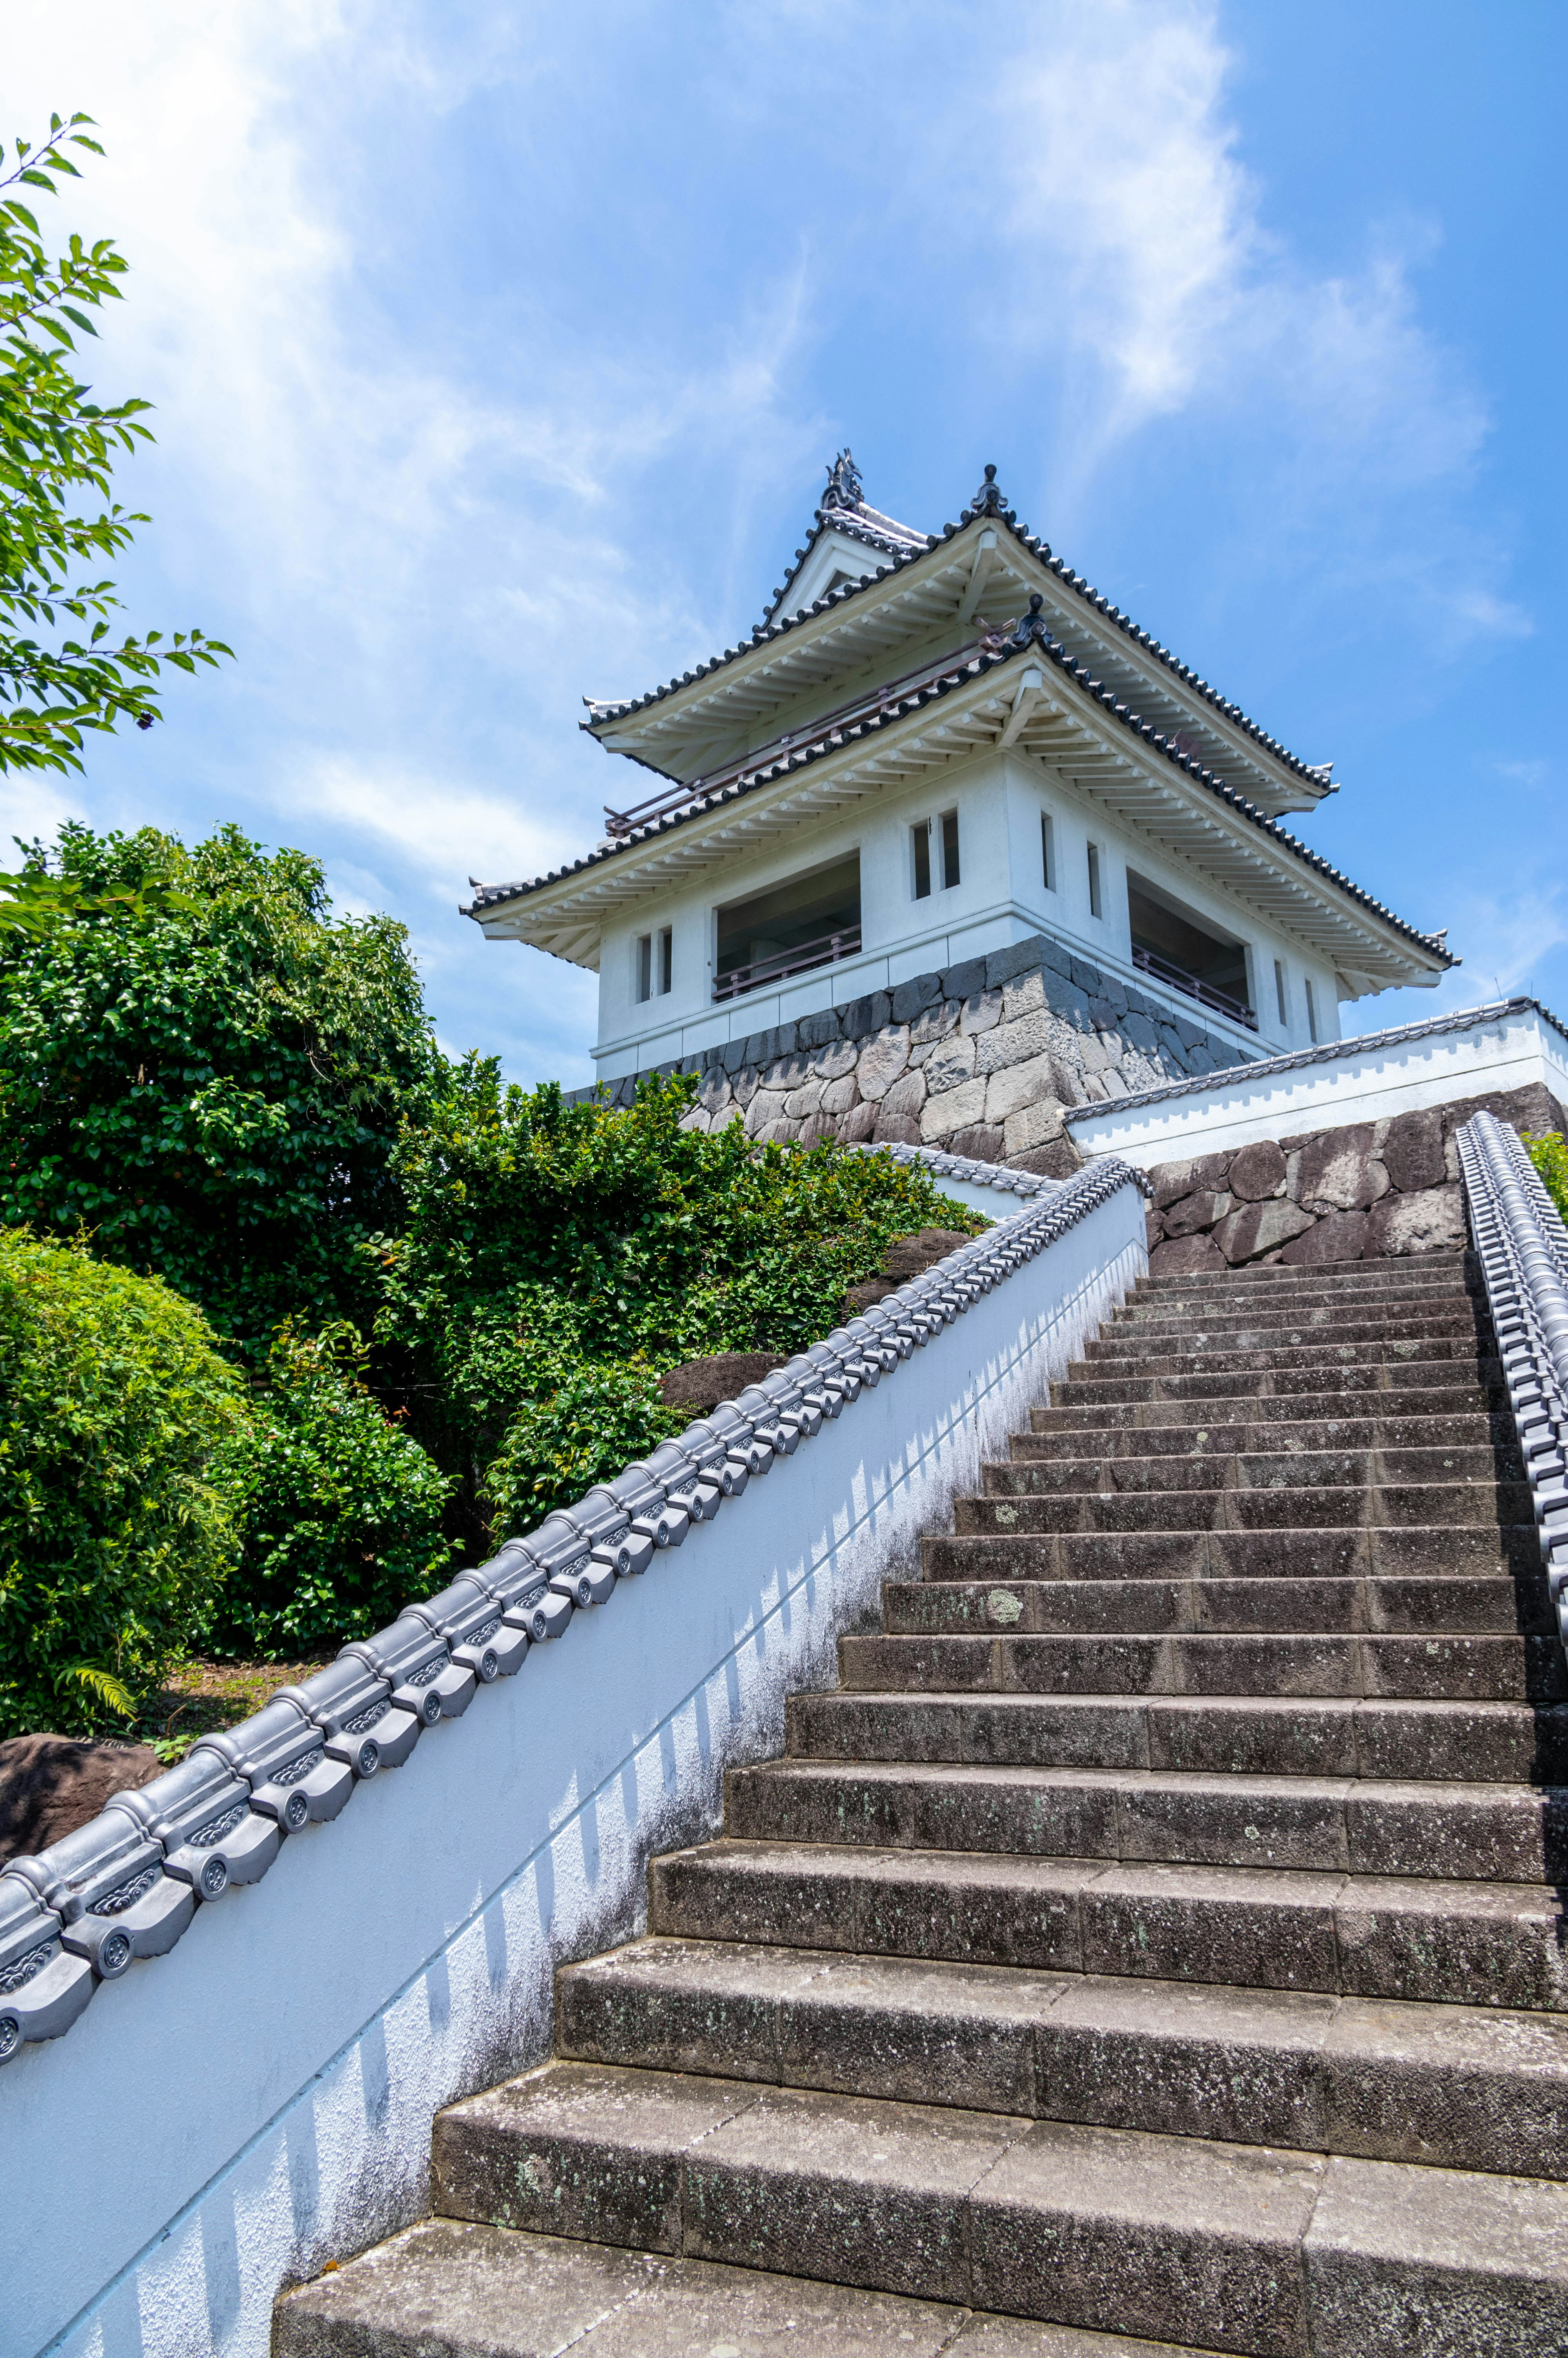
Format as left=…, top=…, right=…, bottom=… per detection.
left=577, top=931, right=1251, bottom=1182
left=1145, top=1083, right=1568, bottom=1274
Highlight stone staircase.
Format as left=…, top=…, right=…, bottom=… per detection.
left=278, top=1249, right=1568, bottom=2358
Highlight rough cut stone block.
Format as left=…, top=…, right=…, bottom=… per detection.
left=784, top=1081, right=824, bottom=1120
left=921, top=1076, right=987, bottom=1141
left=1381, top=1108, right=1446, bottom=1193
left=1149, top=1154, right=1233, bottom=1210
left=820, top=1074, right=859, bottom=1115
left=1003, top=1098, right=1067, bottom=1156
left=1163, top=1190, right=1232, bottom=1238
left=811, top=1037, right=860, bottom=1082
left=881, top=1071, right=928, bottom=1121
left=1367, top=1187, right=1466, bottom=1258
left=873, top=1110, right=922, bottom=1146
left=984, top=1053, right=1060, bottom=1126
left=1150, top=1233, right=1229, bottom=1276
left=924, top=1036, right=978, bottom=1093
left=1010, top=1137, right=1082, bottom=1178
left=1069, top=957, right=1103, bottom=994
left=1228, top=1140, right=1287, bottom=1202
left=941, top=956, right=988, bottom=1003
left=1002, top=972, right=1047, bottom=1022
left=947, top=1124, right=1005, bottom=1164
left=1123, top=1011, right=1160, bottom=1052
left=960, top=990, right=1004, bottom=1036
left=839, top=1101, right=879, bottom=1142
left=857, top=1026, right=912, bottom=1101
left=891, top=973, right=942, bottom=1024
left=1281, top=1211, right=1368, bottom=1266
left=1042, top=973, right=1095, bottom=1027
left=986, top=937, right=1046, bottom=988
left=1214, top=1199, right=1315, bottom=1263
left=798, top=1009, right=842, bottom=1050
left=1296, top=1125, right=1390, bottom=1212
left=745, top=1090, right=789, bottom=1135
left=975, top=1011, right=1053, bottom=1077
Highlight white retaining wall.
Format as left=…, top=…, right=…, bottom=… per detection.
left=1064, top=1000, right=1568, bottom=1168
left=6, top=1182, right=1145, bottom=2358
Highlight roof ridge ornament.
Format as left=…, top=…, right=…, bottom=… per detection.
left=1010, top=591, right=1051, bottom=649
left=820, top=449, right=864, bottom=513
left=972, top=462, right=1005, bottom=515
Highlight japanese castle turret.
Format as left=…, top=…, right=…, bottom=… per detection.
left=465, top=456, right=1453, bottom=1175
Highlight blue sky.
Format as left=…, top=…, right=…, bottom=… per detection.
left=7, top=2, right=1561, bottom=1084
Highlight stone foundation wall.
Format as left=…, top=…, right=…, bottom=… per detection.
left=1145, top=1084, right=1568, bottom=1273
left=580, top=932, right=1252, bottom=1181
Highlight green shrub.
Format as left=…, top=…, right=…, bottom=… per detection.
left=0, top=1229, right=245, bottom=1737
left=216, top=1322, right=454, bottom=1656
left=1523, top=1133, right=1568, bottom=1227
left=370, top=1063, right=984, bottom=1536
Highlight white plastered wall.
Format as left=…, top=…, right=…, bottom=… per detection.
left=7, top=1185, right=1147, bottom=2358
left=590, top=748, right=1353, bottom=1084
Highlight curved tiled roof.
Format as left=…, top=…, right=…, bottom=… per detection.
left=469, top=614, right=1453, bottom=972
left=1061, top=997, right=1565, bottom=1124
left=581, top=472, right=1330, bottom=796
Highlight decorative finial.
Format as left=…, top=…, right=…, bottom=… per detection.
left=1011, top=592, right=1050, bottom=649
left=971, top=462, right=1004, bottom=516
left=821, top=450, right=864, bottom=512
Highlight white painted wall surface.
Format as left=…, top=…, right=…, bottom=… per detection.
left=590, top=747, right=1342, bottom=1083
left=1064, top=1004, right=1568, bottom=1168
left=5, top=1185, right=1147, bottom=2358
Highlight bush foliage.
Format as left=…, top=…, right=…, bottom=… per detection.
left=1523, top=1133, right=1568, bottom=1226
left=0, top=1229, right=245, bottom=1737
left=217, top=1323, right=454, bottom=1657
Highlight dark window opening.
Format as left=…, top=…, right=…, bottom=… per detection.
left=941, top=810, right=960, bottom=890
left=1087, top=842, right=1103, bottom=919
left=912, top=821, right=931, bottom=900
left=1127, top=871, right=1255, bottom=1029
left=659, top=926, right=673, bottom=995
left=636, top=933, right=652, bottom=1003
left=714, top=852, right=862, bottom=1002
left=1041, top=812, right=1055, bottom=891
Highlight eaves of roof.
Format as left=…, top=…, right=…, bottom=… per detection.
left=580, top=485, right=1330, bottom=799
left=468, top=620, right=1453, bottom=975
left=759, top=501, right=929, bottom=623
left=1060, top=996, right=1565, bottom=1124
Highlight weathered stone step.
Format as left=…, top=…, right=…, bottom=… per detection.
left=984, top=1443, right=1519, bottom=1495
left=1113, top=1294, right=1483, bottom=1331
left=886, top=1572, right=1544, bottom=1639
left=921, top=1524, right=1541, bottom=1584
left=1052, top=1359, right=1498, bottom=1408
left=1094, top=1313, right=1488, bottom=1355
left=724, top=1758, right=1568, bottom=1882
left=1015, top=1409, right=1517, bottom=1461
left=1030, top=1383, right=1501, bottom=1431
left=1084, top=1331, right=1486, bottom=1372
left=648, top=1837, right=1568, bottom=2011
left=839, top=1627, right=1566, bottom=1704
left=1140, top=1248, right=1470, bottom=1290
left=432, top=2061, right=1568, bottom=2356
left=949, top=1479, right=1528, bottom=1533
left=789, top=1689, right=1568, bottom=1786
left=555, top=1938, right=1568, bottom=2180
left=272, top=2217, right=1169, bottom=2358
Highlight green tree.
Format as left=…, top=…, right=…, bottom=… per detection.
left=1523, top=1133, right=1568, bottom=1227
left=0, top=112, right=229, bottom=774
left=0, top=1227, right=245, bottom=1737
left=0, top=820, right=443, bottom=1354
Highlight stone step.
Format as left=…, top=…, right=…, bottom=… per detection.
left=838, top=1628, right=1567, bottom=1704
left=555, top=1937, right=1568, bottom=2180
left=1092, top=1314, right=1488, bottom=1355
left=984, top=1443, right=1521, bottom=1495
left=723, top=1759, right=1568, bottom=1883
left=1051, top=1361, right=1498, bottom=1409
left=1111, top=1297, right=1484, bottom=1334
left=430, top=2061, right=1568, bottom=2356
left=1139, top=1248, right=1470, bottom=1289
left=1018, top=1407, right=1516, bottom=1454
left=1080, top=1339, right=1486, bottom=1381
left=1029, top=1384, right=1502, bottom=1431
left=921, top=1525, right=1542, bottom=1583
left=949, top=1480, right=1529, bottom=1532
left=648, top=1837, right=1568, bottom=2011
left=272, top=2218, right=1183, bottom=2358
left=886, top=1573, right=1546, bottom=1639
left=787, top=1690, right=1568, bottom=1785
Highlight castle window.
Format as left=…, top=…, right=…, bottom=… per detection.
left=1087, top=842, right=1103, bottom=920
left=1041, top=812, right=1056, bottom=891
left=912, top=820, right=931, bottom=900
left=714, top=852, right=862, bottom=1003
left=1126, top=871, right=1256, bottom=1031
left=635, top=933, right=652, bottom=1003
left=1306, top=978, right=1320, bottom=1042
left=941, top=810, right=960, bottom=890
left=659, top=926, right=673, bottom=995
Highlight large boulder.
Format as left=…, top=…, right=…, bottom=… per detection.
left=1281, top=1210, right=1371, bottom=1266
left=1368, top=1187, right=1467, bottom=1257
left=659, top=1352, right=789, bottom=1415
left=1149, top=1231, right=1228, bottom=1276
left=854, top=1026, right=912, bottom=1102
left=0, top=1735, right=160, bottom=1866
left=1149, top=1152, right=1232, bottom=1209
left=1293, top=1124, right=1390, bottom=1211
left=1227, top=1140, right=1287, bottom=1202
left=1214, top=1198, right=1316, bottom=1264
left=1380, top=1107, right=1447, bottom=1193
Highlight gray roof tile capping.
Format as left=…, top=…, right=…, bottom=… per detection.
left=1061, top=996, right=1567, bottom=1124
